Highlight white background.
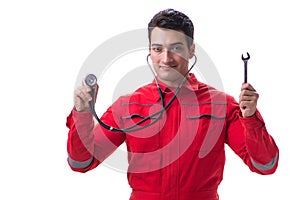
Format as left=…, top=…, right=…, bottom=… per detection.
left=0, top=0, right=299, bottom=199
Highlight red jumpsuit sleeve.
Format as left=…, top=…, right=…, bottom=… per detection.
left=225, top=97, right=279, bottom=175
left=66, top=105, right=126, bottom=173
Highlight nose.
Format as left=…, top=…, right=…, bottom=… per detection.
left=162, top=49, right=174, bottom=64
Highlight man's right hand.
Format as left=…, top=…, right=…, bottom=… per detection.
left=74, top=81, right=98, bottom=112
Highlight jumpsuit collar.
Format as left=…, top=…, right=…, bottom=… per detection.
left=151, top=73, right=200, bottom=102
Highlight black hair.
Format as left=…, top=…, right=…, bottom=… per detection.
left=148, top=8, right=194, bottom=47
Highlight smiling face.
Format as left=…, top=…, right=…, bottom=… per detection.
left=149, top=27, right=195, bottom=87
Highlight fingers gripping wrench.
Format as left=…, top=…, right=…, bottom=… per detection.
left=241, top=52, right=250, bottom=83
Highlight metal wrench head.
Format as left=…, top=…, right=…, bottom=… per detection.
left=241, top=52, right=250, bottom=61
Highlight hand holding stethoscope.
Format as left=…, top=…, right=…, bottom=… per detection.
left=74, top=77, right=99, bottom=113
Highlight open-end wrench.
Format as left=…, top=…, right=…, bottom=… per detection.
left=241, top=52, right=250, bottom=83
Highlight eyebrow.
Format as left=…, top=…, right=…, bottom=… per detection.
left=151, top=42, right=184, bottom=47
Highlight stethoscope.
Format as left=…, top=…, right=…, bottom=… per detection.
left=85, top=54, right=197, bottom=133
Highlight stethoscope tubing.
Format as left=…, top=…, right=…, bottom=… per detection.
left=87, top=54, right=197, bottom=133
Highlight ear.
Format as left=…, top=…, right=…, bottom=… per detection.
left=188, top=43, right=195, bottom=59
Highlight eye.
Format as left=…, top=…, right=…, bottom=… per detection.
left=152, top=46, right=162, bottom=52
left=170, top=45, right=183, bottom=53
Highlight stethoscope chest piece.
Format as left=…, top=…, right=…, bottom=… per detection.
left=85, top=74, right=97, bottom=87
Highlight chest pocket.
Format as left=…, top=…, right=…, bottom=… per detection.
left=184, top=102, right=227, bottom=158
left=120, top=102, right=162, bottom=153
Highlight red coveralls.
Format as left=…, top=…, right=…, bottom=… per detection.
left=66, top=73, right=279, bottom=200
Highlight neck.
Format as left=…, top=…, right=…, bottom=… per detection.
left=158, top=74, right=189, bottom=88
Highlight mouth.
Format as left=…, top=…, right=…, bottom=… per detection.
left=159, top=65, right=177, bottom=71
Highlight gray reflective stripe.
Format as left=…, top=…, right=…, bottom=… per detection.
left=68, top=155, right=93, bottom=169
left=250, top=153, right=278, bottom=171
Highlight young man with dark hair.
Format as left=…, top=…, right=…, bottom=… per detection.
left=67, top=8, right=279, bottom=200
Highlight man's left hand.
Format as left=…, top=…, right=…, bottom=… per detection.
left=239, top=83, right=259, bottom=118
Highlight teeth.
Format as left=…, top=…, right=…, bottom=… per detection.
left=161, top=66, right=170, bottom=70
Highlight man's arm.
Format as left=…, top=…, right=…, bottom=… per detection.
left=66, top=110, right=98, bottom=172
left=225, top=84, right=279, bottom=174
left=66, top=81, right=125, bottom=172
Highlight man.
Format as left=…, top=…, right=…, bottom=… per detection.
left=66, top=8, right=279, bottom=200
